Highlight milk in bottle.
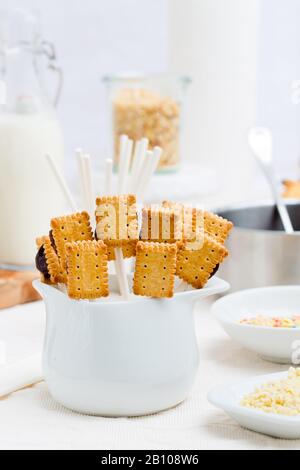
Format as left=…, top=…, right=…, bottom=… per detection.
left=0, top=8, right=65, bottom=267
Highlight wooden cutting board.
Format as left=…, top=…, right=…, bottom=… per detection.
left=0, top=270, right=41, bottom=309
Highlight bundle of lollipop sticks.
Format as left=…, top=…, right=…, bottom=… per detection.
left=46, top=135, right=162, bottom=300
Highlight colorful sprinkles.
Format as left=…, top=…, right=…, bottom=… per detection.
left=239, top=315, right=300, bottom=328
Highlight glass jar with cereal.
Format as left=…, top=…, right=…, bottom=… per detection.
left=103, top=75, right=191, bottom=172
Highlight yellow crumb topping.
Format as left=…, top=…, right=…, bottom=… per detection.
left=241, top=368, right=300, bottom=416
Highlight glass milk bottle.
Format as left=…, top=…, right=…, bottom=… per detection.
left=0, top=8, right=64, bottom=268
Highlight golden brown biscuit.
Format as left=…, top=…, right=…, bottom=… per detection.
left=176, top=235, right=228, bottom=289
left=203, top=211, right=233, bottom=244
left=140, top=206, right=182, bottom=244
left=133, top=241, right=177, bottom=298
left=35, top=235, right=65, bottom=283
left=185, top=208, right=233, bottom=246
left=66, top=240, right=109, bottom=300
left=51, top=212, right=93, bottom=273
left=106, top=240, right=137, bottom=261
left=162, top=200, right=233, bottom=245
left=162, top=200, right=184, bottom=212
left=36, top=236, right=47, bottom=249
left=282, top=180, right=300, bottom=199
left=95, top=194, right=138, bottom=247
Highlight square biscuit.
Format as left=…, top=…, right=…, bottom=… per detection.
left=176, top=235, right=228, bottom=289
left=51, top=211, right=93, bottom=272
left=282, top=180, right=300, bottom=198
left=140, top=206, right=182, bottom=244
left=36, top=235, right=66, bottom=284
left=162, top=200, right=184, bottom=211
left=106, top=240, right=137, bottom=261
left=162, top=201, right=233, bottom=245
left=184, top=209, right=233, bottom=246
left=36, top=236, right=47, bottom=249
left=162, top=201, right=203, bottom=247
left=95, top=194, right=138, bottom=246
left=66, top=240, right=109, bottom=299
left=203, top=211, right=233, bottom=244
left=133, top=241, right=177, bottom=298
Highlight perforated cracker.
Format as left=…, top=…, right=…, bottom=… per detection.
left=140, top=206, right=182, bottom=244
left=51, top=211, right=93, bottom=272
left=106, top=240, right=137, bottom=261
left=176, top=235, right=228, bottom=289
left=282, top=180, right=300, bottom=199
left=95, top=194, right=138, bottom=247
left=133, top=241, right=177, bottom=298
left=36, top=236, right=47, bottom=250
left=66, top=240, right=109, bottom=299
left=203, top=211, right=233, bottom=244
left=163, top=202, right=233, bottom=245
left=162, top=201, right=201, bottom=246
left=35, top=235, right=65, bottom=283
left=162, top=200, right=184, bottom=211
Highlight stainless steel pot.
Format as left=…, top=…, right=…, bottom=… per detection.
left=217, top=200, right=300, bottom=291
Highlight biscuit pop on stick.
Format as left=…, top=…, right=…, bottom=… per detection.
left=104, top=158, right=124, bottom=297
left=104, top=158, right=136, bottom=261
left=66, top=240, right=108, bottom=300
left=115, top=136, right=133, bottom=300
left=51, top=211, right=93, bottom=274
left=133, top=241, right=177, bottom=298
left=35, top=235, right=65, bottom=284
left=176, top=235, right=228, bottom=288
left=104, top=152, right=131, bottom=300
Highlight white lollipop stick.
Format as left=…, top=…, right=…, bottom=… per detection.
left=117, top=134, right=129, bottom=194
left=129, top=140, right=141, bottom=189
left=136, top=146, right=162, bottom=201
left=105, top=158, right=113, bottom=195
left=131, top=137, right=149, bottom=192
left=45, top=154, right=78, bottom=212
left=114, top=247, right=130, bottom=299
left=118, top=138, right=133, bottom=194
left=82, top=153, right=95, bottom=215
left=76, top=148, right=89, bottom=210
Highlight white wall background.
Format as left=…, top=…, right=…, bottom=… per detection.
left=169, top=0, right=300, bottom=201
left=169, top=0, right=260, bottom=201
left=257, top=0, right=300, bottom=179
left=1, top=0, right=168, bottom=183
left=2, top=0, right=300, bottom=201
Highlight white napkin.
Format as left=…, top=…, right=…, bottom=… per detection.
left=0, top=353, right=43, bottom=397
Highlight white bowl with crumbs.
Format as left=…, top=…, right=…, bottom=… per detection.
left=208, top=369, right=300, bottom=439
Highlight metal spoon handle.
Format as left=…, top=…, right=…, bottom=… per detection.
left=265, top=168, right=294, bottom=234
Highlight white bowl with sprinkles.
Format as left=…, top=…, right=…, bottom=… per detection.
left=208, top=368, right=300, bottom=439
left=212, top=286, right=300, bottom=364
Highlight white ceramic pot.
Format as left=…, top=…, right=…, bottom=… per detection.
left=33, top=276, right=229, bottom=417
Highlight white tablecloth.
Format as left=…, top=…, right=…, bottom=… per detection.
left=0, top=298, right=299, bottom=450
